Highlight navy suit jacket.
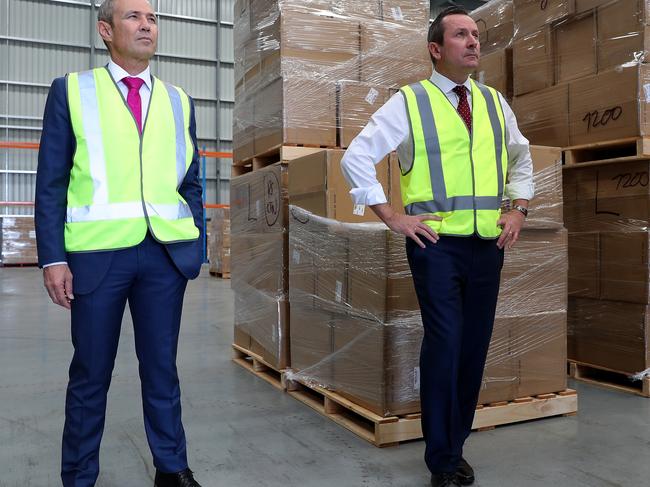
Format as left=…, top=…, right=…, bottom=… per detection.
left=35, top=75, right=205, bottom=294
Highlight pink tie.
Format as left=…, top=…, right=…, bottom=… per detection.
left=122, top=76, right=145, bottom=134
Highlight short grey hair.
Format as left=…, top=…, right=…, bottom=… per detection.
left=98, top=0, right=116, bottom=25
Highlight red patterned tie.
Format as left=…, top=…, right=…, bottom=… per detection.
left=122, top=76, right=145, bottom=134
left=453, top=85, right=472, bottom=134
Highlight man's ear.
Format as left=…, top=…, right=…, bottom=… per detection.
left=97, top=21, right=113, bottom=46
left=428, top=42, right=442, bottom=64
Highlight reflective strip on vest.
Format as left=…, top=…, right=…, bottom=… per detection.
left=163, top=82, right=188, bottom=189
left=403, top=80, right=505, bottom=214
left=78, top=70, right=109, bottom=205
left=67, top=201, right=193, bottom=223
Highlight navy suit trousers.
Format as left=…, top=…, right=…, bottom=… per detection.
left=61, top=234, right=189, bottom=487
left=406, top=235, right=504, bottom=474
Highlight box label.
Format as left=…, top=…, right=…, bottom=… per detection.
left=391, top=6, right=404, bottom=21
left=292, top=249, right=301, bottom=264
left=335, top=280, right=343, bottom=303
left=29, top=231, right=36, bottom=239
left=365, top=88, right=379, bottom=105
left=353, top=204, right=366, bottom=216
left=414, top=366, right=420, bottom=391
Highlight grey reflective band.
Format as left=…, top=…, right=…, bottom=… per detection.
left=67, top=201, right=193, bottom=223
left=475, top=82, right=504, bottom=199
left=404, top=81, right=504, bottom=216
left=406, top=196, right=502, bottom=214
left=410, top=82, right=447, bottom=201
left=163, top=82, right=188, bottom=188
left=78, top=70, right=109, bottom=205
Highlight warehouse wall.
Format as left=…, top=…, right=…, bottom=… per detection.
left=0, top=0, right=234, bottom=216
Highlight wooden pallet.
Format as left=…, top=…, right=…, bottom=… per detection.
left=209, top=270, right=230, bottom=279
left=284, top=376, right=578, bottom=447
left=563, top=137, right=650, bottom=165
left=569, top=361, right=650, bottom=398
left=231, top=344, right=285, bottom=391
left=233, top=144, right=331, bottom=168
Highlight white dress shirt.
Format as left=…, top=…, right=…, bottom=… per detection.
left=43, top=60, right=153, bottom=268
left=340, top=70, right=535, bottom=208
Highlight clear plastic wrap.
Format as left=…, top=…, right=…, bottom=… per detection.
left=233, top=0, right=431, bottom=163
left=208, top=208, right=231, bottom=276
left=287, top=205, right=567, bottom=416
left=509, top=0, right=650, bottom=147
left=230, top=163, right=290, bottom=369
left=0, top=217, right=37, bottom=265
left=471, top=0, right=514, bottom=54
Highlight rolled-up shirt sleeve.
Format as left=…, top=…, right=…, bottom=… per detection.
left=500, top=93, right=535, bottom=201
left=341, top=93, right=410, bottom=206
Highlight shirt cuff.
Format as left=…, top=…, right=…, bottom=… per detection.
left=504, top=181, right=535, bottom=202
left=42, top=261, right=67, bottom=268
left=349, top=183, right=388, bottom=207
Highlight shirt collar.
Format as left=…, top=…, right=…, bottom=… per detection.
left=107, top=59, right=152, bottom=90
left=429, top=69, right=472, bottom=95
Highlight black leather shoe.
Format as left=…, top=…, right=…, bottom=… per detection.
left=154, top=468, right=202, bottom=487
left=456, top=458, right=475, bottom=485
left=431, top=472, right=459, bottom=487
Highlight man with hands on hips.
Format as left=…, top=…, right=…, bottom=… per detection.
left=36, top=0, right=203, bottom=485
left=341, top=6, right=534, bottom=487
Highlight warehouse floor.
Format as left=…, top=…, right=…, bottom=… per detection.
left=1, top=267, right=649, bottom=487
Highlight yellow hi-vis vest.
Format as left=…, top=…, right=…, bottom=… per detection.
left=65, top=67, right=199, bottom=252
left=399, top=79, right=508, bottom=238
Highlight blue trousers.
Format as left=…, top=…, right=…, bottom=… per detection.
left=61, top=234, right=189, bottom=486
left=406, top=236, right=504, bottom=474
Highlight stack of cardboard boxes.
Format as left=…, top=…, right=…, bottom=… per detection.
left=232, top=0, right=430, bottom=166
left=231, top=0, right=430, bottom=370
left=0, top=217, right=38, bottom=265
left=287, top=146, right=568, bottom=416
left=506, top=0, right=650, bottom=147
left=208, top=208, right=231, bottom=277
left=564, top=162, right=650, bottom=376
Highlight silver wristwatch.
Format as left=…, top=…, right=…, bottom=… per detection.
left=512, top=204, right=528, bottom=217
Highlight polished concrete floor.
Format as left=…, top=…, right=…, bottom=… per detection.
left=1, top=266, right=649, bottom=487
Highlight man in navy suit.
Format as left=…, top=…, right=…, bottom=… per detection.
left=35, top=1, right=203, bottom=485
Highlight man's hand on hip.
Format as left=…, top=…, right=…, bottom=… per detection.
left=43, top=264, right=74, bottom=309
left=370, top=203, right=441, bottom=248
left=497, top=210, right=525, bottom=250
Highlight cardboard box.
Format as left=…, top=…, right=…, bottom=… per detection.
left=360, top=21, right=431, bottom=87
left=347, top=225, right=419, bottom=323
left=380, top=0, right=430, bottom=26
left=332, top=314, right=422, bottom=417
left=600, top=231, right=650, bottom=304
left=471, top=0, right=514, bottom=53
left=562, top=159, right=650, bottom=232
left=513, top=83, right=570, bottom=147
left=480, top=312, right=567, bottom=403
left=497, top=229, right=568, bottom=317
left=597, top=0, right=650, bottom=73
left=208, top=208, right=231, bottom=275
left=555, top=12, right=596, bottom=83
left=575, top=0, right=614, bottom=13
left=254, top=76, right=337, bottom=155
left=230, top=164, right=290, bottom=369
left=288, top=149, right=391, bottom=223
left=474, top=48, right=513, bottom=99
left=513, top=0, right=575, bottom=38
left=568, top=297, right=650, bottom=374
left=337, top=81, right=390, bottom=148
left=525, top=145, right=564, bottom=229
left=567, top=231, right=600, bottom=299
left=569, top=64, right=650, bottom=145
left=0, top=217, right=37, bottom=265
left=513, top=27, right=554, bottom=96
